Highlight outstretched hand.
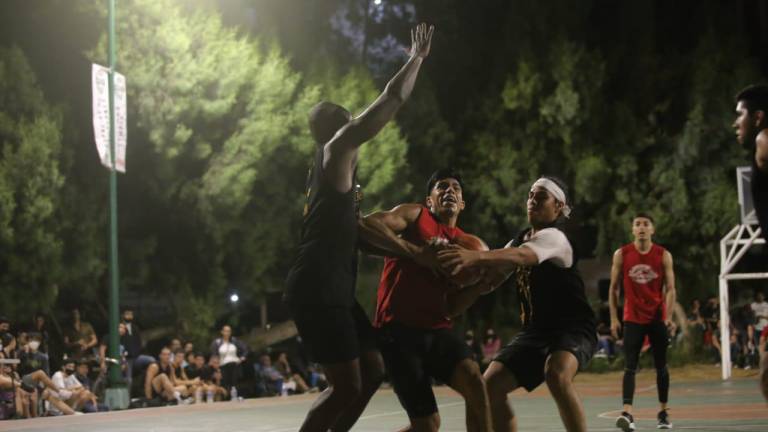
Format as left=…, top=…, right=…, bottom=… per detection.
left=409, top=22, right=434, bottom=58
left=437, top=245, right=482, bottom=276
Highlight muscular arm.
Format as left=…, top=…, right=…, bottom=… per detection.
left=438, top=245, right=539, bottom=275
left=608, top=249, right=623, bottom=338
left=663, top=251, right=677, bottom=325
left=757, top=130, right=768, bottom=172
left=323, top=23, right=433, bottom=191
left=359, top=204, right=422, bottom=258
left=445, top=269, right=510, bottom=317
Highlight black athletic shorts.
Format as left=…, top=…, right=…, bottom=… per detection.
left=378, top=322, right=473, bottom=419
left=494, top=325, right=596, bottom=392
left=290, top=301, right=378, bottom=364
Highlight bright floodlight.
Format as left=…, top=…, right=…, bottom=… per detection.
left=230, top=294, right=239, bottom=303
left=374, top=0, right=382, bottom=4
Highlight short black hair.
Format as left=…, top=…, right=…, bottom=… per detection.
left=426, top=168, right=464, bottom=195
left=736, top=84, right=768, bottom=114
left=308, top=101, right=351, bottom=145
left=633, top=212, right=655, bottom=224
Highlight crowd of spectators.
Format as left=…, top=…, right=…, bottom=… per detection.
left=0, top=308, right=324, bottom=420
left=593, top=289, right=768, bottom=369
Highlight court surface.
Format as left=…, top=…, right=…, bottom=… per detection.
left=2, top=366, right=766, bottom=431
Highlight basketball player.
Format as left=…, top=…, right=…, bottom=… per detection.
left=284, top=23, right=434, bottom=432
left=358, top=169, right=491, bottom=432
left=608, top=213, right=676, bottom=431
left=438, top=177, right=596, bottom=432
left=733, top=84, right=768, bottom=401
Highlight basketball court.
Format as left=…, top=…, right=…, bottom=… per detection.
left=1, top=366, right=765, bottom=432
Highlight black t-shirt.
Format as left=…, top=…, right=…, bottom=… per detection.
left=284, top=147, right=359, bottom=307
left=509, top=228, right=596, bottom=331
left=185, top=364, right=202, bottom=380
left=752, top=156, right=768, bottom=241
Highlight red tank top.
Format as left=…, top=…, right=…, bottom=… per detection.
left=374, top=207, right=465, bottom=329
left=621, top=243, right=667, bottom=324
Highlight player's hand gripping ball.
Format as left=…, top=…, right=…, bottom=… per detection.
left=449, top=234, right=489, bottom=287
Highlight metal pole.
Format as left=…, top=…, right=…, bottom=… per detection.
left=107, top=0, right=122, bottom=386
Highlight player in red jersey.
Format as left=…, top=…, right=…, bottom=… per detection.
left=359, top=168, right=491, bottom=432
left=608, top=213, right=677, bottom=431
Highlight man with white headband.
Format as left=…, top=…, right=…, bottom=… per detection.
left=439, top=176, right=596, bottom=432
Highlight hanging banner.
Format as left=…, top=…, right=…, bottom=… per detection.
left=92, top=63, right=127, bottom=172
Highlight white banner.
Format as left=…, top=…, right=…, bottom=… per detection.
left=92, top=63, right=127, bottom=172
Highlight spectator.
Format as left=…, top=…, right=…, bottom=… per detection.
left=274, top=352, right=310, bottom=394
left=169, top=338, right=182, bottom=362
left=209, top=325, right=247, bottom=396
left=255, top=353, right=283, bottom=396
left=62, top=309, right=97, bottom=361
left=138, top=348, right=179, bottom=404
left=752, top=290, right=768, bottom=334
left=75, top=360, right=108, bottom=413
left=171, top=348, right=200, bottom=401
left=481, top=328, right=501, bottom=367
left=98, top=322, right=129, bottom=383
left=185, top=352, right=206, bottom=380
left=595, top=321, right=616, bottom=357
left=463, top=330, right=482, bottom=363
left=19, top=333, right=50, bottom=376
left=52, top=359, right=97, bottom=412
left=30, top=314, right=51, bottom=354
left=120, top=309, right=142, bottom=378
left=0, top=317, right=16, bottom=358
left=0, top=351, right=73, bottom=417
left=201, top=354, right=227, bottom=401
left=687, top=299, right=705, bottom=329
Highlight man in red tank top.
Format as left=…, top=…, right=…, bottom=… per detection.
left=608, top=213, right=677, bottom=431
left=359, top=168, right=491, bottom=432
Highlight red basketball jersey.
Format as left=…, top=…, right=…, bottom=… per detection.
left=621, top=243, right=667, bottom=324
left=374, top=207, right=465, bottom=330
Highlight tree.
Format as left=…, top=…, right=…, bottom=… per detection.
left=0, top=46, right=67, bottom=317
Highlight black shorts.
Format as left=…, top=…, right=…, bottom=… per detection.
left=494, top=326, right=596, bottom=392
left=378, top=322, right=473, bottom=419
left=290, top=301, right=378, bottom=365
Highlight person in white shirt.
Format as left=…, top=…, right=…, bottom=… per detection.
left=751, top=291, right=768, bottom=332
left=52, top=359, right=96, bottom=411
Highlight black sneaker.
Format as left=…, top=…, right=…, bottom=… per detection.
left=657, top=409, right=672, bottom=429
left=616, top=411, right=636, bottom=432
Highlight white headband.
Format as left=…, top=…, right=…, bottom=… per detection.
left=531, top=178, right=571, bottom=218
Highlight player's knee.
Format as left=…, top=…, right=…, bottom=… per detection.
left=544, top=367, right=570, bottom=394
left=485, top=373, right=509, bottom=402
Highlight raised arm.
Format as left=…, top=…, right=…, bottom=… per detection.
left=327, top=23, right=433, bottom=156
left=662, top=250, right=677, bottom=327
left=608, top=249, right=623, bottom=339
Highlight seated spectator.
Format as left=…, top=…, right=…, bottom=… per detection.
left=595, top=321, right=615, bottom=357
left=19, top=334, right=50, bottom=376
left=62, top=309, right=98, bottom=361
left=255, top=354, right=283, bottom=396
left=0, top=351, right=73, bottom=417
left=481, top=328, right=501, bottom=367
left=52, top=359, right=97, bottom=413
left=0, top=317, right=16, bottom=358
left=200, top=354, right=227, bottom=401
left=168, top=338, right=183, bottom=362
left=185, top=352, right=206, bottom=380
left=171, top=348, right=201, bottom=401
left=75, top=360, right=108, bottom=413
left=274, top=352, right=309, bottom=394
left=98, top=322, right=129, bottom=383
left=152, top=347, right=183, bottom=403
left=209, top=325, right=247, bottom=397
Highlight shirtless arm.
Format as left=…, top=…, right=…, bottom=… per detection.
left=662, top=251, right=677, bottom=328
left=323, top=23, right=433, bottom=192
left=608, top=249, right=623, bottom=339
left=359, top=204, right=444, bottom=272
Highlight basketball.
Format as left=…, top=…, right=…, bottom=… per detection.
left=449, top=233, right=489, bottom=287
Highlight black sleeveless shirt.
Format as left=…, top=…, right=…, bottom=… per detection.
left=284, top=148, right=359, bottom=306
left=509, top=228, right=595, bottom=331
left=752, top=156, right=768, bottom=242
